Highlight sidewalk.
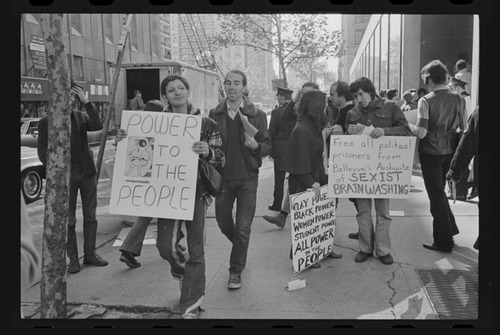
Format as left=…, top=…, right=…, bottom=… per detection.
left=19, top=158, right=481, bottom=326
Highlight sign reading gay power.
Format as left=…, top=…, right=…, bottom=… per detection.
left=328, top=135, right=416, bottom=199
left=109, top=110, right=201, bottom=221
left=290, top=186, right=336, bottom=273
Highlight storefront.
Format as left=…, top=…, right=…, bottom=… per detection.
left=20, top=77, right=110, bottom=122
left=21, top=76, right=49, bottom=118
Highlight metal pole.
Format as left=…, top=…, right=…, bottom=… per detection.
left=95, top=14, right=133, bottom=183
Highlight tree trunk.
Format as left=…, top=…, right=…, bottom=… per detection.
left=39, top=13, right=71, bottom=319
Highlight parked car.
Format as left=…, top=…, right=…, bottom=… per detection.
left=21, top=146, right=45, bottom=203
left=20, top=117, right=40, bottom=148
left=20, top=117, right=104, bottom=148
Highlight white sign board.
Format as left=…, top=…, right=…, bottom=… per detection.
left=328, top=135, right=416, bottom=199
left=109, top=110, right=201, bottom=221
left=290, top=186, right=336, bottom=273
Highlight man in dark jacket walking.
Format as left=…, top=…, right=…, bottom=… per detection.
left=209, top=70, right=271, bottom=290
left=447, top=106, right=479, bottom=249
left=37, top=81, right=108, bottom=274
left=268, top=86, right=293, bottom=211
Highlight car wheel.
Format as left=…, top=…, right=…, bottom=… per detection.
left=21, top=170, right=43, bottom=204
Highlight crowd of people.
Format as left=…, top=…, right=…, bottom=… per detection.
left=30, top=57, right=478, bottom=319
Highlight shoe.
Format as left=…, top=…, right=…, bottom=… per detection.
left=182, top=310, right=199, bottom=319
left=268, top=204, right=281, bottom=211
left=473, top=237, right=479, bottom=250
left=328, top=251, right=342, bottom=259
left=354, top=251, right=373, bottom=263
left=262, top=213, right=286, bottom=229
left=119, top=251, right=141, bottom=268
left=422, top=243, right=452, bottom=253
left=348, top=232, right=359, bottom=240
left=67, top=258, right=81, bottom=274
left=83, top=253, right=109, bottom=266
left=379, top=254, right=394, bottom=265
left=228, top=272, right=242, bottom=290
left=309, top=262, right=321, bottom=268
left=468, top=188, right=478, bottom=200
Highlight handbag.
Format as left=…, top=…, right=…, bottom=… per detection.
left=198, top=159, right=223, bottom=197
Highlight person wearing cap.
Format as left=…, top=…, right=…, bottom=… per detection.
left=401, top=89, right=418, bottom=112
left=449, top=76, right=472, bottom=121
left=37, top=80, right=108, bottom=274
left=267, top=86, right=293, bottom=211
left=454, top=59, right=472, bottom=94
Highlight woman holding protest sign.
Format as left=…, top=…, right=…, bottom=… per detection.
left=115, top=75, right=224, bottom=319
left=281, top=89, right=343, bottom=269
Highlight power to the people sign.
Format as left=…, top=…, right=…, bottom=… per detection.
left=290, top=186, right=336, bottom=273
left=109, top=110, right=201, bottom=221
left=328, top=135, right=416, bottom=199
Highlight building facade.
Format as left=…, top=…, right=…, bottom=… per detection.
left=338, top=14, right=370, bottom=83
left=20, top=13, right=162, bottom=119
left=348, top=14, right=478, bottom=110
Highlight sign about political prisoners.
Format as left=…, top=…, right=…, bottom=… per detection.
left=328, top=135, right=416, bottom=199
left=290, top=186, right=336, bottom=273
left=109, top=110, right=202, bottom=221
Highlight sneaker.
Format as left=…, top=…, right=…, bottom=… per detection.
left=119, top=251, right=141, bottom=268
left=327, top=251, right=342, bottom=259
left=262, top=213, right=286, bottom=229
left=379, top=254, right=394, bottom=265
left=354, top=251, right=373, bottom=263
left=228, top=272, right=242, bottom=290
left=67, top=258, right=80, bottom=274
left=83, top=253, right=108, bottom=266
left=309, top=262, right=321, bottom=268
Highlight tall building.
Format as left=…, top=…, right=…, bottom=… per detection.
left=338, top=14, right=371, bottom=83
left=159, top=14, right=172, bottom=60
left=170, top=13, right=276, bottom=106
left=20, top=13, right=162, bottom=119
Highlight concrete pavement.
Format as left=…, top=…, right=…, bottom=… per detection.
left=19, top=157, right=482, bottom=326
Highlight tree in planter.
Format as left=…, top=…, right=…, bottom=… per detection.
left=211, top=14, right=342, bottom=89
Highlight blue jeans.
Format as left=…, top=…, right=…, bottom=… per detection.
left=215, top=175, right=258, bottom=274
left=67, top=164, right=98, bottom=258
left=156, top=196, right=207, bottom=316
left=356, top=198, right=392, bottom=256
left=419, top=153, right=459, bottom=249
left=119, top=216, right=152, bottom=256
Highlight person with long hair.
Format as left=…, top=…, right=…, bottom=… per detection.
left=346, top=77, right=412, bottom=265
left=115, top=75, right=225, bottom=319
left=281, top=89, right=343, bottom=269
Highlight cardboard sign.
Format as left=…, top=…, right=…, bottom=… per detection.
left=328, top=135, right=416, bottom=199
left=109, top=110, right=202, bottom=221
left=290, top=185, right=336, bottom=273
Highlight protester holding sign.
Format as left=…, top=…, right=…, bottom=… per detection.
left=281, top=89, right=343, bottom=268
left=346, top=77, right=412, bottom=265
left=113, top=76, right=224, bottom=319
left=410, top=60, right=466, bottom=253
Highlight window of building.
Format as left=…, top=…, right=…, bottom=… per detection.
left=388, top=14, right=402, bottom=93
left=130, top=15, right=139, bottom=52
left=91, top=14, right=102, bottom=41
left=355, top=29, right=364, bottom=45
left=355, top=15, right=371, bottom=24
left=70, top=14, right=83, bottom=37
left=72, top=55, right=84, bottom=81
left=374, top=23, right=381, bottom=92
left=104, top=14, right=114, bottom=44
left=380, top=15, right=389, bottom=90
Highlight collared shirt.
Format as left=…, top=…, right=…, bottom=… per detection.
left=226, top=100, right=244, bottom=120
left=339, top=100, right=354, bottom=110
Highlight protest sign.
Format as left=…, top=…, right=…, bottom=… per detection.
left=328, top=135, right=416, bottom=199
left=109, top=110, right=201, bottom=221
left=290, top=185, right=336, bottom=273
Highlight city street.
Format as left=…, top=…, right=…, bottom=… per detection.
left=20, top=135, right=481, bottom=326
